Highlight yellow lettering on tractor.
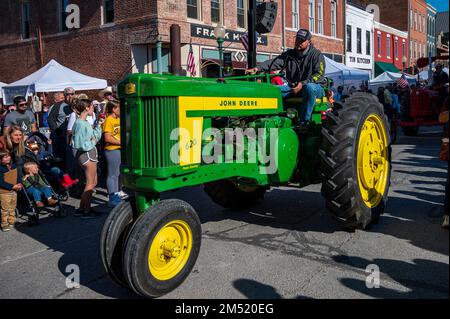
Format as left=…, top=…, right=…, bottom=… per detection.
left=178, top=97, right=278, bottom=166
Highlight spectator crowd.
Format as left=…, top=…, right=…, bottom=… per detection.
left=0, top=87, right=124, bottom=231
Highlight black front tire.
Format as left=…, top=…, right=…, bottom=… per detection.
left=100, top=199, right=135, bottom=288
left=122, top=199, right=202, bottom=298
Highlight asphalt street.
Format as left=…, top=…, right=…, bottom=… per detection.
left=0, top=127, right=448, bottom=299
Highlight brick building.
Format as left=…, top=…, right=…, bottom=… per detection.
left=0, top=0, right=345, bottom=86
left=373, top=21, right=408, bottom=76
left=426, top=3, right=436, bottom=57
left=354, top=0, right=428, bottom=69
left=284, top=0, right=345, bottom=62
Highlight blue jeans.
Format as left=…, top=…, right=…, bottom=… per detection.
left=27, top=186, right=53, bottom=203
left=279, top=83, right=324, bottom=122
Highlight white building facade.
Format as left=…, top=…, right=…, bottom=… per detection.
left=345, top=3, right=374, bottom=78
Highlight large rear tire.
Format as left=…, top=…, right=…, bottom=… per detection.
left=204, top=179, right=267, bottom=209
left=122, top=199, right=201, bottom=298
left=320, top=93, right=391, bottom=229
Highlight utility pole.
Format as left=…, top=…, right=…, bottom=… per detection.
left=247, top=0, right=257, bottom=69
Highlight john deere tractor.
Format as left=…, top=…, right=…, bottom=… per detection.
left=101, top=71, right=391, bottom=298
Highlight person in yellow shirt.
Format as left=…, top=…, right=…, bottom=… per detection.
left=103, top=100, right=122, bottom=207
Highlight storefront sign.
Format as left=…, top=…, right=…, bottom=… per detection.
left=191, top=24, right=268, bottom=46
left=349, top=56, right=371, bottom=64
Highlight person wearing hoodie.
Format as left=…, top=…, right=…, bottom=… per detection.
left=246, top=29, right=326, bottom=123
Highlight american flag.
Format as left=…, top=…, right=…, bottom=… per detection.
left=240, top=33, right=249, bottom=52
left=397, top=73, right=409, bottom=89
left=187, top=42, right=196, bottom=77
left=240, top=32, right=259, bottom=52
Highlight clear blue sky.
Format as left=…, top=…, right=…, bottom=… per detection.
left=426, top=0, right=448, bottom=12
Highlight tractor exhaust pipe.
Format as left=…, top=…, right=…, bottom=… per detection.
left=170, top=24, right=182, bottom=75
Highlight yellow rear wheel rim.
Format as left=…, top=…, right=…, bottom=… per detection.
left=357, top=114, right=389, bottom=208
left=148, top=220, right=193, bottom=281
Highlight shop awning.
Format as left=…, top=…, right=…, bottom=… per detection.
left=375, top=62, right=400, bottom=76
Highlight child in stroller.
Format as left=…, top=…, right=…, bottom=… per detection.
left=26, top=132, right=78, bottom=199
left=22, top=162, right=58, bottom=207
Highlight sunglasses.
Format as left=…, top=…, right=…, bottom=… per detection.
left=18, top=102, right=27, bottom=106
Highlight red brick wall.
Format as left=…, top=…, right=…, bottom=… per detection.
left=288, top=0, right=344, bottom=56
left=0, top=0, right=344, bottom=85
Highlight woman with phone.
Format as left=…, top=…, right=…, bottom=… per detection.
left=72, top=99, right=105, bottom=219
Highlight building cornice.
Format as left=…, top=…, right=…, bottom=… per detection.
left=374, top=21, right=408, bottom=38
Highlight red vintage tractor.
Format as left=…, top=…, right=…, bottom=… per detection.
left=397, top=57, right=448, bottom=139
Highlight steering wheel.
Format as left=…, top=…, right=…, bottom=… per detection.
left=267, top=54, right=301, bottom=88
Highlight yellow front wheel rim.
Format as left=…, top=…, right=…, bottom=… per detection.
left=148, top=220, right=193, bottom=281
left=357, top=114, right=389, bottom=208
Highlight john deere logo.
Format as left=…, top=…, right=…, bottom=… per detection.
left=125, top=83, right=136, bottom=95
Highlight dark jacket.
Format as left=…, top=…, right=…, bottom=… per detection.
left=0, top=163, right=19, bottom=192
left=257, top=45, right=327, bottom=86
left=48, top=101, right=71, bottom=136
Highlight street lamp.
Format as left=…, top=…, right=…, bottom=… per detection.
left=402, top=55, right=407, bottom=73
left=214, top=24, right=226, bottom=78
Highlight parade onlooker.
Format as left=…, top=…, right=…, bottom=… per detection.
left=97, top=87, right=114, bottom=114
left=72, top=99, right=104, bottom=218
left=103, top=100, right=122, bottom=207
left=432, top=64, right=449, bottom=99
left=26, top=137, right=78, bottom=188
left=5, top=126, right=38, bottom=176
left=2, top=96, right=37, bottom=137
left=47, top=87, right=75, bottom=166
left=0, top=102, right=8, bottom=132
left=0, top=150, right=22, bottom=232
left=22, top=162, right=58, bottom=207
left=334, top=86, right=344, bottom=102
left=391, top=88, right=401, bottom=120
left=66, top=94, right=95, bottom=194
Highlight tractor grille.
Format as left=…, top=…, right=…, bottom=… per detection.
left=141, top=97, right=179, bottom=168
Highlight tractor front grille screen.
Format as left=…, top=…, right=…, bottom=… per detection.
left=142, top=97, right=179, bottom=168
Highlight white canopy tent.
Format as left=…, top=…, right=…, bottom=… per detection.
left=417, top=67, right=449, bottom=81
left=0, top=82, right=7, bottom=99
left=368, top=71, right=416, bottom=90
left=325, top=56, right=371, bottom=88
left=1, top=59, right=107, bottom=105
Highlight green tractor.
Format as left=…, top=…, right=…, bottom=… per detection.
left=100, top=71, right=391, bottom=298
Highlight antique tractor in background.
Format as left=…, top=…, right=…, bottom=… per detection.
left=100, top=72, right=391, bottom=298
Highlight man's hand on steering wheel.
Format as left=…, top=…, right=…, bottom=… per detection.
left=245, top=67, right=259, bottom=75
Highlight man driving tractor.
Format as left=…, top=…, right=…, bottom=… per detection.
left=246, top=29, right=327, bottom=124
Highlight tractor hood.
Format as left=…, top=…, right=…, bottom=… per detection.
left=118, top=73, right=283, bottom=100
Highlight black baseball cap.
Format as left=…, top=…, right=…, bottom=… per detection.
left=296, top=29, right=312, bottom=42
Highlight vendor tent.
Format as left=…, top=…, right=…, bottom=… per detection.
left=0, top=82, right=7, bottom=99
left=369, top=71, right=416, bottom=89
left=417, top=67, right=449, bottom=81
left=325, top=56, right=370, bottom=88
left=1, top=59, right=107, bottom=104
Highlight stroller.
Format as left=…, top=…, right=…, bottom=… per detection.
left=17, top=171, right=66, bottom=226
left=25, top=132, right=75, bottom=201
